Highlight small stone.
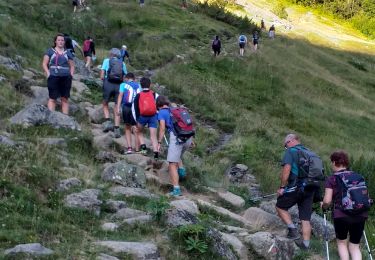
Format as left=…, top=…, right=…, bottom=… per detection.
left=101, top=223, right=119, bottom=232
left=218, top=191, right=245, bottom=208
left=64, top=189, right=102, bottom=215
left=105, top=200, right=127, bottom=213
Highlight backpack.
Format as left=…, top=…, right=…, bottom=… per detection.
left=170, top=107, right=195, bottom=143
left=212, top=39, right=219, bottom=47
left=122, top=81, right=139, bottom=106
left=83, top=40, right=91, bottom=52
left=295, top=147, right=325, bottom=188
left=64, top=36, right=73, bottom=50
left=139, top=91, right=156, bottom=116
left=107, top=58, right=124, bottom=83
left=335, top=171, right=372, bottom=215
left=239, top=35, right=246, bottom=42
left=48, top=49, right=70, bottom=76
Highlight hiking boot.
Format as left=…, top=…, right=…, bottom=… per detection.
left=287, top=228, right=300, bottom=240
left=113, top=127, right=121, bottom=138
left=295, top=239, right=310, bottom=251
left=178, top=167, right=186, bottom=179
left=102, top=120, right=114, bottom=132
left=125, top=147, right=133, bottom=154
left=168, top=188, right=182, bottom=197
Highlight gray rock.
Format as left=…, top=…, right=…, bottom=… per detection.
left=97, top=253, right=120, bottom=260
left=4, top=243, right=54, bottom=256
left=112, top=208, right=147, bottom=220
left=22, top=69, right=35, bottom=80
left=0, top=55, right=22, bottom=71
left=73, top=57, right=94, bottom=78
left=87, top=104, right=114, bottom=124
left=57, top=153, right=70, bottom=167
left=0, top=135, right=16, bottom=146
left=40, top=137, right=67, bottom=147
left=245, top=232, right=297, bottom=260
left=207, top=228, right=237, bottom=260
left=221, top=225, right=249, bottom=234
left=170, top=199, right=199, bottom=215
left=166, top=208, right=198, bottom=227
left=102, top=161, right=146, bottom=188
left=57, top=178, right=81, bottom=192
left=105, top=200, right=127, bottom=213
left=93, top=133, right=113, bottom=150
left=109, top=186, right=156, bottom=199
left=220, top=232, right=248, bottom=260
left=64, top=189, right=102, bottom=215
left=72, top=80, right=89, bottom=95
left=29, top=86, right=49, bottom=105
left=259, top=200, right=335, bottom=240
left=242, top=207, right=285, bottom=234
left=96, top=151, right=118, bottom=163
left=93, top=241, right=160, bottom=260
left=122, top=215, right=153, bottom=225
left=123, top=153, right=150, bottom=167
left=226, top=164, right=256, bottom=185
left=218, top=191, right=245, bottom=208
left=101, top=223, right=119, bottom=232
left=10, top=104, right=81, bottom=131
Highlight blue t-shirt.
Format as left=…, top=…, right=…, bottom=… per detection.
left=119, top=81, right=141, bottom=105
left=101, top=58, right=127, bottom=78
left=45, top=48, right=74, bottom=77
left=157, top=108, right=172, bottom=132
left=281, top=144, right=305, bottom=187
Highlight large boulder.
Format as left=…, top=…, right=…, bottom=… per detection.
left=93, top=241, right=160, bottom=260
left=87, top=104, right=115, bottom=124
left=220, top=232, right=248, bottom=260
left=245, top=232, right=297, bottom=260
left=29, top=86, right=49, bottom=105
left=0, top=55, right=22, bottom=71
left=166, top=208, right=198, bottom=227
left=217, top=191, right=245, bottom=208
left=242, top=207, right=285, bottom=234
left=102, top=161, right=146, bottom=188
left=64, top=189, right=102, bottom=215
left=10, top=104, right=81, bottom=131
left=97, top=253, right=120, bottom=260
left=207, top=228, right=237, bottom=260
left=93, top=133, right=114, bottom=150
left=111, top=208, right=148, bottom=220
left=4, top=243, right=54, bottom=256
left=170, top=199, right=199, bottom=215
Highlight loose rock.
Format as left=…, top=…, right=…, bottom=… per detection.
left=93, top=241, right=160, bottom=260
left=217, top=191, right=245, bottom=208
left=166, top=208, right=198, bottom=227
left=105, top=200, right=127, bottom=213
left=57, top=178, right=82, bottom=192
left=95, top=151, right=118, bottom=163
left=220, top=232, right=248, bottom=260
left=110, top=186, right=156, bottom=199
left=170, top=199, right=199, bottom=215
left=207, top=228, right=237, bottom=260
left=102, top=161, right=146, bottom=188
left=242, top=207, right=285, bottom=234
left=4, top=243, right=54, bottom=256
left=64, top=189, right=102, bottom=215
left=101, top=223, right=119, bottom=232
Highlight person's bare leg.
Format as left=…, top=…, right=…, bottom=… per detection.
left=337, top=239, right=350, bottom=260
left=149, top=127, right=158, bottom=152
left=102, top=101, right=110, bottom=119
left=114, top=107, right=120, bottom=127
left=301, top=220, right=312, bottom=241
left=48, top=99, right=56, bottom=112
left=137, top=123, right=145, bottom=149
left=169, top=162, right=179, bottom=186
left=61, top=97, right=69, bottom=115
left=348, top=242, right=362, bottom=260
left=125, top=124, right=132, bottom=148
left=276, top=207, right=293, bottom=225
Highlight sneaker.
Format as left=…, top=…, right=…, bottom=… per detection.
left=295, top=239, right=310, bottom=251
left=168, top=188, right=182, bottom=197
left=287, top=228, right=300, bottom=240
left=102, top=120, right=114, bottom=132
left=113, top=127, right=121, bottom=138
left=178, top=168, right=186, bottom=179
left=125, top=147, right=133, bottom=154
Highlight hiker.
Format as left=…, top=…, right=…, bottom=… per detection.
left=120, top=45, right=130, bottom=63
left=42, top=33, right=75, bottom=115
left=275, top=134, right=320, bottom=250
left=83, top=36, right=95, bottom=69
left=211, top=35, right=221, bottom=57
left=72, top=0, right=79, bottom=12
left=181, top=0, right=187, bottom=9
left=156, top=96, right=194, bottom=196
left=269, top=24, right=275, bottom=39
left=322, top=151, right=370, bottom=260
left=100, top=48, right=127, bottom=138
left=252, top=31, right=259, bottom=51
left=116, top=73, right=141, bottom=154
left=133, top=77, right=159, bottom=159
left=238, top=34, right=247, bottom=56
left=139, top=0, right=145, bottom=7
left=64, top=34, right=83, bottom=57
left=261, top=19, right=266, bottom=30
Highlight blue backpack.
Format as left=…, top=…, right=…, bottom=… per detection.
left=122, top=81, right=140, bottom=106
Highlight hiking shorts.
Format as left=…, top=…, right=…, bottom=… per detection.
left=334, top=217, right=366, bottom=244
left=213, top=47, right=220, bottom=55
left=47, top=75, right=72, bottom=99
left=137, top=115, right=157, bottom=128
left=84, top=51, right=92, bottom=57
left=239, top=42, right=245, bottom=48
left=102, top=79, right=120, bottom=103
left=253, top=39, right=258, bottom=45
left=72, top=0, right=78, bottom=6
left=167, top=132, right=192, bottom=163
left=122, top=105, right=136, bottom=126
left=276, top=187, right=316, bottom=221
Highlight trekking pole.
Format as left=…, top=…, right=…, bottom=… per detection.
left=250, top=193, right=277, bottom=202
left=363, top=230, right=373, bottom=260
left=163, top=134, right=169, bottom=147
left=323, top=212, right=330, bottom=260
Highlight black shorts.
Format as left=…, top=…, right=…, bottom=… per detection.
left=84, top=51, right=92, bottom=57
left=239, top=42, right=245, bottom=48
left=72, top=0, right=78, bottom=6
left=213, top=47, right=220, bottom=55
left=276, top=187, right=316, bottom=221
left=102, top=79, right=120, bottom=103
left=47, top=75, right=72, bottom=99
left=334, top=217, right=366, bottom=244
left=122, top=105, right=136, bottom=125
left=253, top=40, right=258, bottom=45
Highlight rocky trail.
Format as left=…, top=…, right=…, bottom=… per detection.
left=0, top=55, right=335, bottom=260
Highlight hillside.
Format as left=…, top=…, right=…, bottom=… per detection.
left=0, top=0, right=375, bottom=259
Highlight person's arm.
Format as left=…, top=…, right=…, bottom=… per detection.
left=277, top=164, right=291, bottom=196
left=68, top=59, right=75, bottom=77
left=91, top=42, right=96, bottom=55
left=116, top=92, right=123, bottom=116
left=322, top=188, right=333, bottom=210
left=42, top=55, right=50, bottom=78
left=158, top=118, right=166, bottom=151
left=122, top=62, right=127, bottom=75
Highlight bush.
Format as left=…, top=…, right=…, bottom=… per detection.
left=145, top=196, right=170, bottom=223
left=173, top=224, right=209, bottom=255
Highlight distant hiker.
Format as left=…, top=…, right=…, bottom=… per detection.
left=252, top=31, right=259, bottom=51
left=269, top=24, right=275, bottom=39
left=42, top=33, right=74, bottom=115
left=181, top=0, right=187, bottom=9
left=72, top=0, right=79, bottom=12
left=100, top=48, right=128, bottom=138
left=211, top=35, right=221, bottom=57
left=261, top=19, right=266, bottom=30
left=133, top=77, right=159, bottom=159
left=156, top=96, right=195, bottom=196
left=116, top=73, right=141, bottom=154
left=238, top=34, right=247, bottom=56
left=139, top=0, right=145, bottom=7
left=64, top=34, right=83, bottom=57
left=322, top=151, right=371, bottom=260
left=120, top=45, right=130, bottom=63
left=83, top=36, right=96, bottom=69
left=275, top=134, right=322, bottom=251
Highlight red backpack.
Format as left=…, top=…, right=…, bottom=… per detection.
left=83, top=40, right=91, bottom=52
left=139, top=91, right=156, bottom=116
left=170, top=107, right=195, bottom=143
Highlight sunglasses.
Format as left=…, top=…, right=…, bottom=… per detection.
left=284, top=140, right=292, bottom=148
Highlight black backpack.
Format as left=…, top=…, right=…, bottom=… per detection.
left=64, top=35, right=73, bottom=50
left=295, top=146, right=325, bottom=188
left=107, top=58, right=124, bottom=83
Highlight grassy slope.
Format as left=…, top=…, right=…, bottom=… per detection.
left=0, top=0, right=375, bottom=256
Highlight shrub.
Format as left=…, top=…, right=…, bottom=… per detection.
left=174, top=224, right=209, bottom=255
left=145, top=196, right=170, bottom=223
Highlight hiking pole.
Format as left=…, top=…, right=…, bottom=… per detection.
left=250, top=193, right=277, bottom=202
left=323, top=212, right=330, bottom=260
left=363, top=230, right=373, bottom=260
left=163, top=134, right=169, bottom=146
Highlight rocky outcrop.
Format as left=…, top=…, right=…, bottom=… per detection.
left=64, top=189, right=102, bottom=215
left=220, top=232, right=248, bottom=260
left=217, top=191, right=245, bottom=208
left=102, top=161, right=146, bottom=188
left=0, top=55, right=22, bottom=71
left=57, top=178, right=82, bottom=192
left=170, top=199, right=199, bottom=215
left=93, top=241, right=160, bottom=260
left=242, top=207, right=285, bottom=234
left=10, top=104, right=81, bottom=131
left=207, top=228, right=237, bottom=260
left=4, top=243, right=54, bottom=256
left=166, top=208, right=198, bottom=227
